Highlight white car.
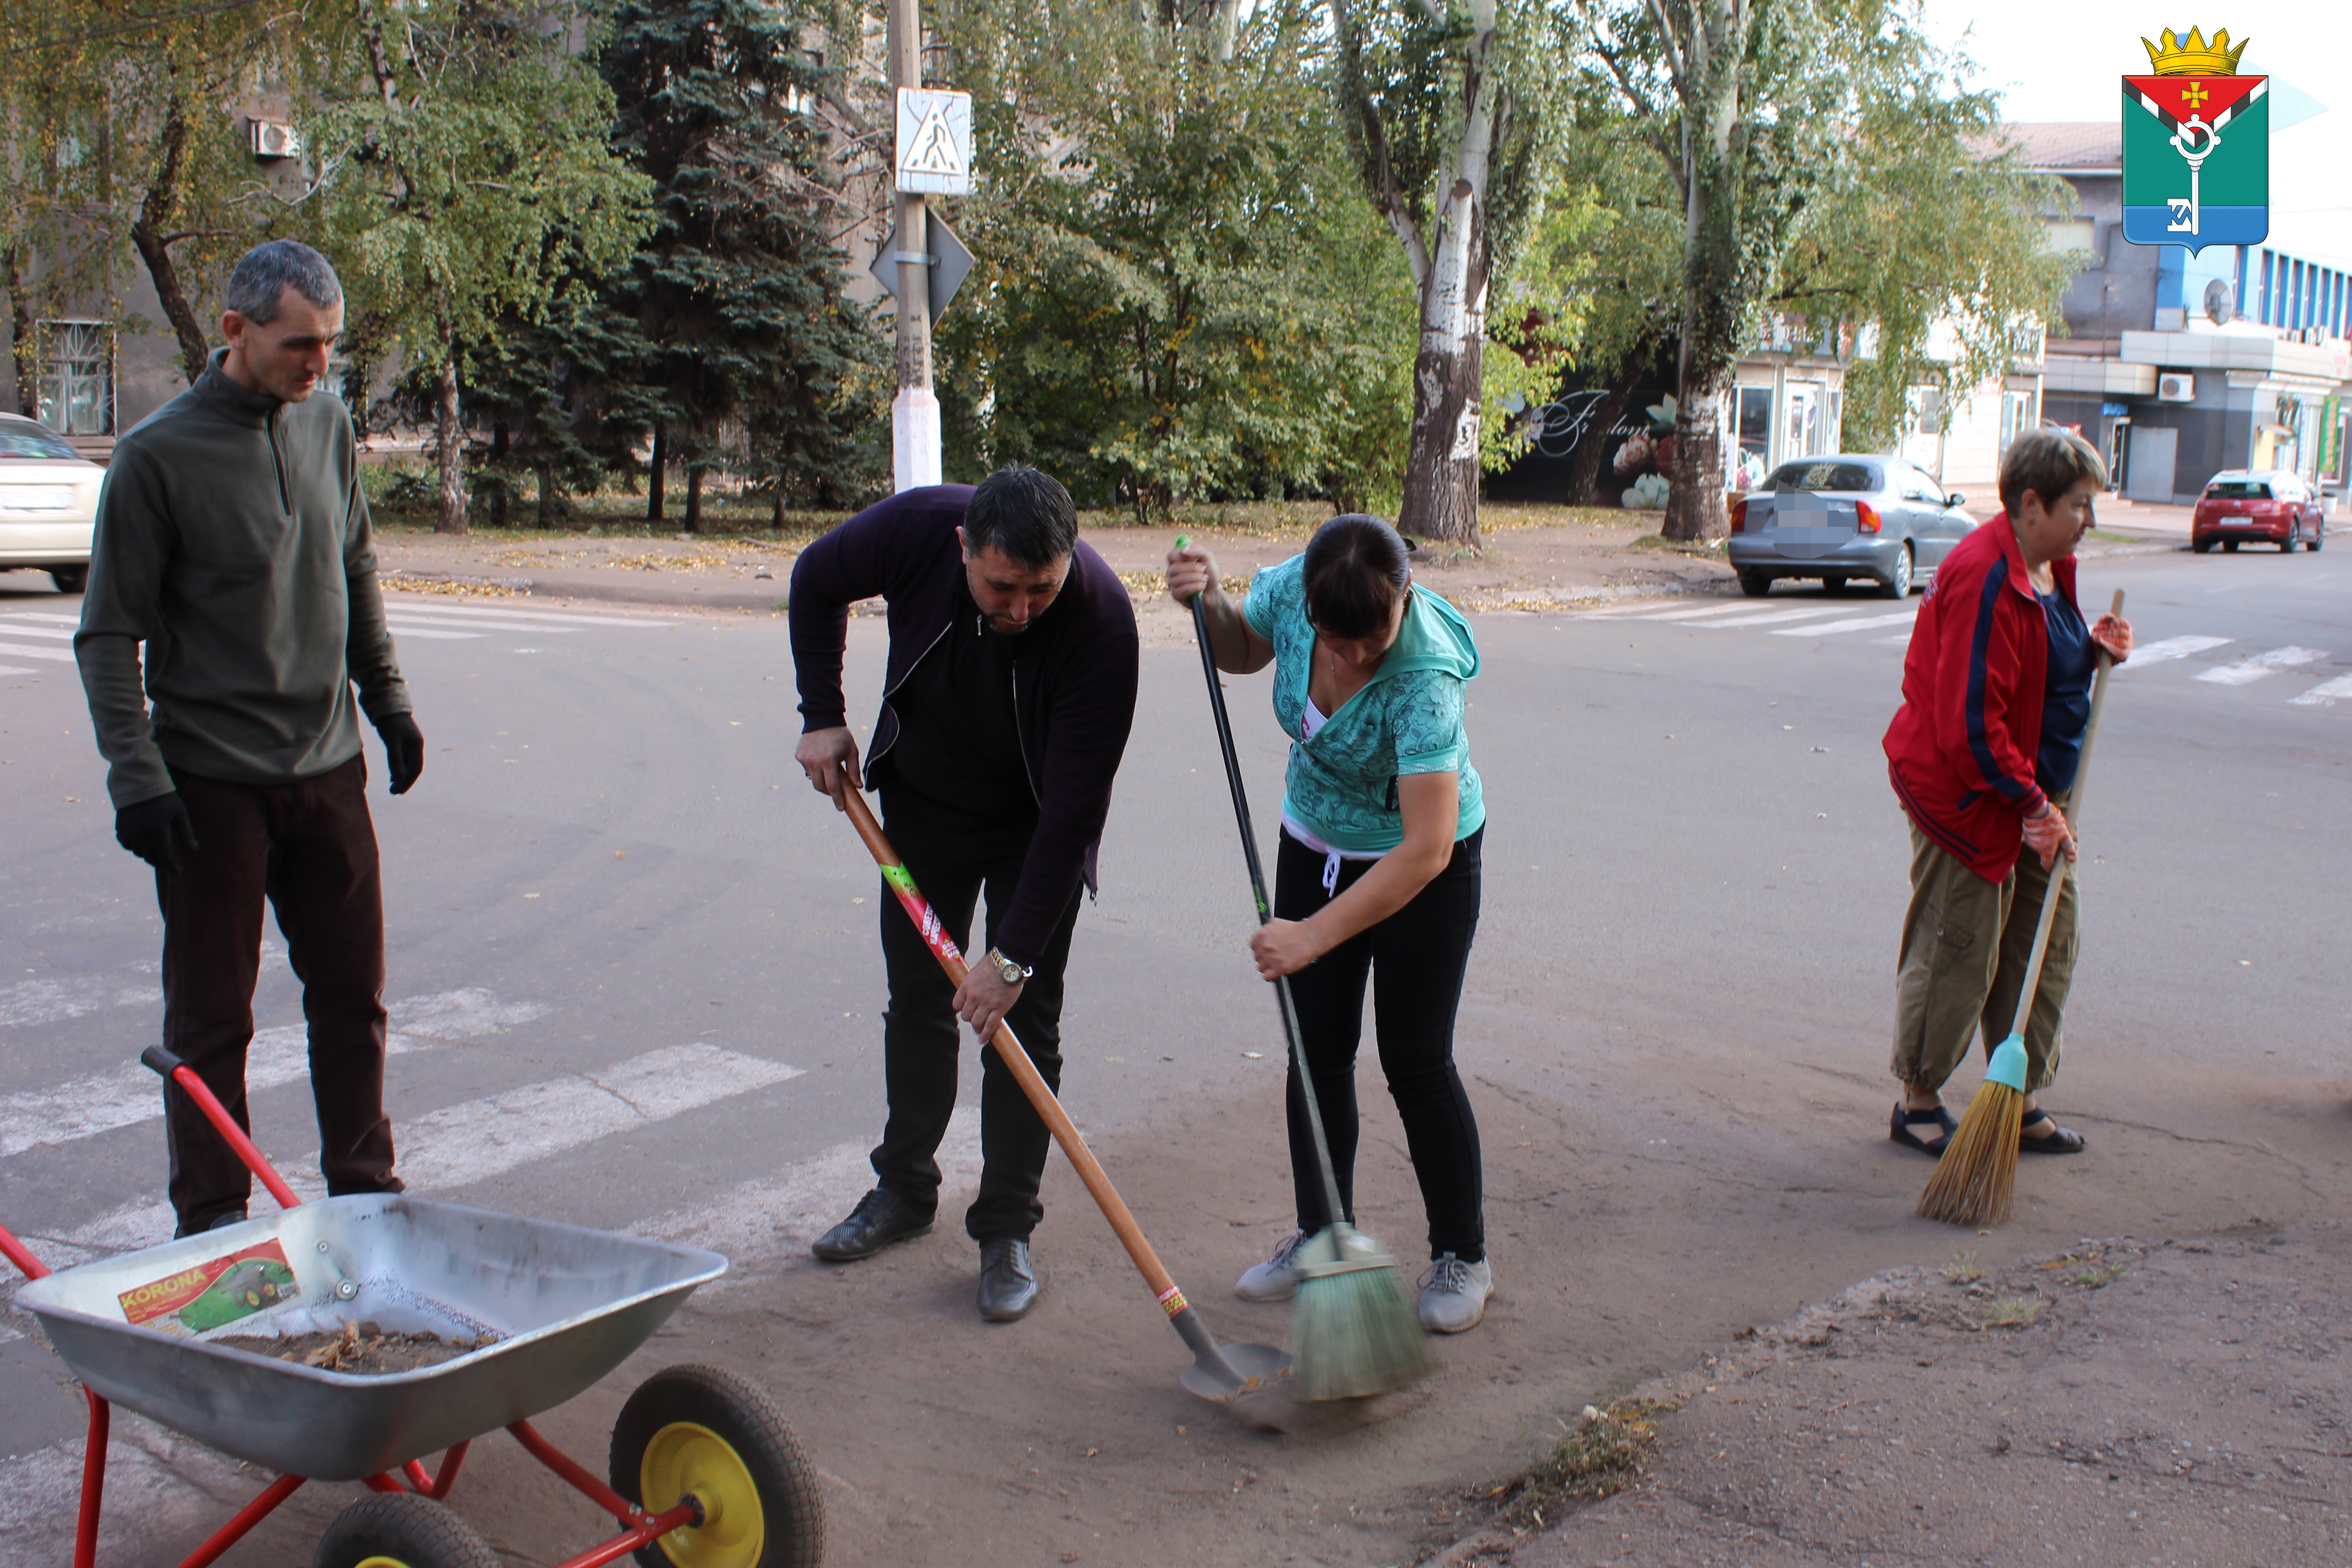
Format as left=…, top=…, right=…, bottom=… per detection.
left=0, top=414, right=103, bottom=594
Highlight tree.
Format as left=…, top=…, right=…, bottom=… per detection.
left=307, top=0, right=652, bottom=533
left=1327, top=0, right=1566, bottom=546
left=1581, top=0, right=2067, bottom=539
left=594, top=0, right=886, bottom=530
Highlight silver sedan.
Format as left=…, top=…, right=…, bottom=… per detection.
left=1726, top=455, right=1976, bottom=599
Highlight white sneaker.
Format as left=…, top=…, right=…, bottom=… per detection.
left=1417, top=1253, right=1492, bottom=1333
left=1234, top=1230, right=1307, bottom=1302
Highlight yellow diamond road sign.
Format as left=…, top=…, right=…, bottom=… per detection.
left=895, top=89, right=972, bottom=197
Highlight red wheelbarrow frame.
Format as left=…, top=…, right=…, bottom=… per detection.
left=0, top=1045, right=703, bottom=1568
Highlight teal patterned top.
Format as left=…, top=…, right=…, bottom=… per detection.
left=1241, top=554, right=1485, bottom=853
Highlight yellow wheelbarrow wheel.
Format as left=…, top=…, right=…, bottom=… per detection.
left=312, top=1493, right=499, bottom=1568
left=610, top=1364, right=824, bottom=1568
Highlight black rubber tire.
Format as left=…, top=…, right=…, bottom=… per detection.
left=2193, top=538, right=2213, bottom=554
left=1877, top=546, right=1913, bottom=599
left=611, top=1363, right=824, bottom=1568
left=48, top=564, right=87, bottom=594
left=2283, top=524, right=2299, bottom=552
left=312, top=1493, right=500, bottom=1568
left=2224, top=540, right=2239, bottom=552
left=1821, top=575, right=1847, bottom=595
left=1737, top=571, right=1772, bottom=598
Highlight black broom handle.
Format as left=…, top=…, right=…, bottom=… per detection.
left=1184, top=579, right=1350, bottom=1225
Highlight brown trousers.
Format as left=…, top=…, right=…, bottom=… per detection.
left=160, top=755, right=400, bottom=1234
left=1891, top=793, right=2079, bottom=1098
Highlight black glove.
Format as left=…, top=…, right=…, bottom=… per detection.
left=376, top=712, right=425, bottom=795
left=117, top=792, right=200, bottom=875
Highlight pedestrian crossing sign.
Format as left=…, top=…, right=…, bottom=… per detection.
left=2122, top=26, right=2267, bottom=254
left=895, top=89, right=973, bottom=197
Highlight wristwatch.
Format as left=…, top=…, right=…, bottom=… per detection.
left=984, top=947, right=1033, bottom=987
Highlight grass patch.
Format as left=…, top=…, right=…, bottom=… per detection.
left=1980, top=1294, right=2046, bottom=1328
left=1628, top=533, right=1728, bottom=556
left=1944, top=1249, right=1986, bottom=1284
left=1486, top=1397, right=1675, bottom=1531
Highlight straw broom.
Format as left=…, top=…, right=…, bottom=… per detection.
left=1920, top=590, right=2124, bottom=1227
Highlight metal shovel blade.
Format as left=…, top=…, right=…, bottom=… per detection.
left=1178, top=1338, right=1289, bottom=1404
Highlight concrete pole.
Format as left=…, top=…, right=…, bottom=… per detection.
left=889, top=0, right=940, bottom=491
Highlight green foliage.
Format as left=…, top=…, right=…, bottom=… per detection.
left=930, top=0, right=1419, bottom=518
left=306, top=1, right=652, bottom=367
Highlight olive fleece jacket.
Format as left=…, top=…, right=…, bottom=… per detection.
left=74, top=350, right=411, bottom=808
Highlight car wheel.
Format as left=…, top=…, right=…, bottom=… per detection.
left=2282, top=523, right=2299, bottom=552
left=49, top=564, right=87, bottom=595
left=2192, top=537, right=2213, bottom=553
left=1737, top=571, right=1771, bottom=598
left=1877, top=545, right=1913, bottom=599
left=1821, top=575, right=1848, bottom=595
left=2224, top=539, right=2239, bottom=552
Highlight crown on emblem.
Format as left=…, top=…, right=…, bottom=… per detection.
left=2140, top=25, right=2250, bottom=76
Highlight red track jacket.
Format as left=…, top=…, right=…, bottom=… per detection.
left=1883, top=512, right=2079, bottom=884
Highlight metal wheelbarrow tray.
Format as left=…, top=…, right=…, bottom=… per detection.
left=14, top=1194, right=725, bottom=1480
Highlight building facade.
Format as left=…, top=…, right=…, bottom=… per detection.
left=2014, top=122, right=2352, bottom=505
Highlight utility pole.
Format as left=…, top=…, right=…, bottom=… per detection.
left=887, top=0, right=939, bottom=491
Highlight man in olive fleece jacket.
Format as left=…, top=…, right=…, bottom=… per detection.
left=74, top=241, right=423, bottom=1238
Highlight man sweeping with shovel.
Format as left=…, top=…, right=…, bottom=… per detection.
left=789, top=467, right=1138, bottom=1322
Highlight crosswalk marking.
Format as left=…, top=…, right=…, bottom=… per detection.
left=0, top=621, right=74, bottom=638
left=0, top=611, right=79, bottom=626
left=2124, top=634, right=2234, bottom=666
left=1617, top=602, right=1759, bottom=622
left=1696, top=604, right=1876, bottom=630
left=1769, top=611, right=1920, bottom=638
left=0, top=665, right=31, bottom=676
left=0, top=970, right=156, bottom=1030
left=2194, top=646, right=2327, bottom=686
left=0, top=640, right=74, bottom=662
left=24, top=1042, right=804, bottom=1269
left=0, top=988, right=544, bottom=1161
left=2290, top=675, right=2352, bottom=707
left=385, top=598, right=674, bottom=629
left=381, top=620, right=486, bottom=641
left=386, top=613, right=577, bottom=634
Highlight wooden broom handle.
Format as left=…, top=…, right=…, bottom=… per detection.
left=838, top=788, right=1192, bottom=1314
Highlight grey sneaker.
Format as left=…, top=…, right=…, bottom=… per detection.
left=1235, top=1230, right=1307, bottom=1302
left=1417, top=1253, right=1493, bottom=1334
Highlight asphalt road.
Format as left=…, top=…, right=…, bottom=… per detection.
left=0, top=543, right=2345, bottom=1566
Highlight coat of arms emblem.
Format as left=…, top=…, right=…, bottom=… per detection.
left=2122, top=26, right=2267, bottom=253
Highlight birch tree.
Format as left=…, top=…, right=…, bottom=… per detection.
left=1328, top=0, right=1563, bottom=546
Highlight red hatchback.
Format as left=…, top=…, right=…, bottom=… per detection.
left=2192, top=470, right=2327, bottom=553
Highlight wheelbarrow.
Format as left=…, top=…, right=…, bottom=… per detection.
left=1, top=1044, right=823, bottom=1568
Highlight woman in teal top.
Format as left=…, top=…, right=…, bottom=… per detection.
left=1166, top=515, right=1492, bottom=1334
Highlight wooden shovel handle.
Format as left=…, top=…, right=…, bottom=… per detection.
left=839, top=788, right=1194, bottom=1317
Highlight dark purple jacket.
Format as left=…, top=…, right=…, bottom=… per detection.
left=789, top=485, right=1139, bottom=965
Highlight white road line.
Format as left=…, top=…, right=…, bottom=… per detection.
left=0, top=621, right=74, bottom=638
left=1611, top=602, right=1761, bottom=622
left=2194, top=646, right=2328, bottom=686
left=23, top=1042, right=803, bottom=1267
left=0, top=665, right=32, bottom=676
left=1573, top=598, right=1731, bottom=619
left=0, top=972, right=154, bottom=1031
left=381, top=621, right=485, bottom=641
left=2123, top=634, right=2234, bottom=666
left=0, top=641, right=75, bottom=662
left=633, top=1107, right=980, bottom=1279
left=384, top=613, right=579, bottom=634
left=386, top=599, right=674, bottom=629
left=0, top=611, right=80, bottom=626
left=0, top=989, right=546, bottom=1161
left=2289, top=674, right=2352, bottom=707
left=1769, top=611, right=1921, bottom=638
left=1704, top=604, right=1886, bottom=630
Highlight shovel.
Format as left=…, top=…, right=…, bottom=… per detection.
left=837, top=787, right=1289, bottom=1410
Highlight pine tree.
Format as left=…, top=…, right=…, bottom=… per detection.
left=596, top=0, right=886, bottom=530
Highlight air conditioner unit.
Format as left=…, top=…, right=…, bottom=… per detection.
left=249, top=120, right=300, bottom=161
left=2157, top=372, right=2195, bottom=403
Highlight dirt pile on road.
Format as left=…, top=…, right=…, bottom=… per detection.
left=1470, top=1221, right=2351, bottom=1566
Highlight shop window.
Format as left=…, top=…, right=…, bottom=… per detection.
left=1734, top=387, right=1772, bottom=489
left=1998, top=389, right=2036, bottom=458
left=1785, top=382, right=1824, bottom=461
left=38, top=321, right=112, bottom=436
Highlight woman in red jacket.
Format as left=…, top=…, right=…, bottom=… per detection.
left=1882, top=429, right=2131, bottom=1158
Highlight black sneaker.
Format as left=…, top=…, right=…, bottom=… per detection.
left=811, top=1188, right=934, bottom=1262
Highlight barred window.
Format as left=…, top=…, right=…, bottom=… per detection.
left=38, top=321, right=112, bottom=436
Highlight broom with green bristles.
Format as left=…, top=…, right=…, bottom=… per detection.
left=1177, top=537, right=1434, bottom=1401
left=1920, top=589, right=2124, bottom=1227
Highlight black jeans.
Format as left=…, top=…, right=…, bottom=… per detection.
left=871, top=789, right=1083, bottom=1243
left=160, top=756, right=401, bottom=1236
left=1275, top=825, right=1485, bottom=1263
